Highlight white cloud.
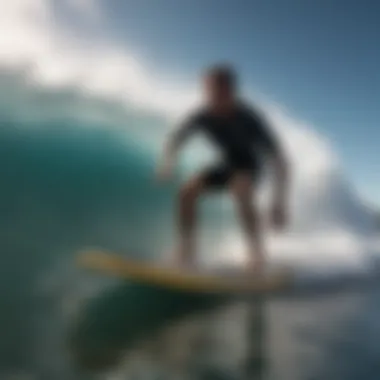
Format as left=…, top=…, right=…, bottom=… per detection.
left=65, top=0, right=101, bottom=21
left=0, top=0, right=198, bottom=117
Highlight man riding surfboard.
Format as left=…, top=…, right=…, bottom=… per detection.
left=157, top=64, right=289, bottom=272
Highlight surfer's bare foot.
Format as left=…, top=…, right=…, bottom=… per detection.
left=247, top=261, right=264, bottom=275
left=246, top=251, right=265, bottom=275
left=171, top=244, right=196, bottom=270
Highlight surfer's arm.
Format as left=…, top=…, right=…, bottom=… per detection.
left=248, top=108, right=290, bottom=226
left=271, top=143, right=289, bottom=215
left=261, top=123, right=289, bottom=227
left=157, top=113, right=200, bottom=181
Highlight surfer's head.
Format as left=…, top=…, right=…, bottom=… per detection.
left=203, top=64, right=238, bottom=112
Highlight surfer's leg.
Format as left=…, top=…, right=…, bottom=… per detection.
left=176, top=175, right=205, bottom=267
left=175, top=165, right=230, bottom=268
left=230, top=173, right=265, bottom=272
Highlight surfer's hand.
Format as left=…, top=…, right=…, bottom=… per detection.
left=271, top=202, right=287, bottom=230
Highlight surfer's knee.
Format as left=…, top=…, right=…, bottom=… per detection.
left=230, top=174, right=253, bottom=204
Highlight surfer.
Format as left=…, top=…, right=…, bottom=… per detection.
left=157, top=64, right=289, bottom=272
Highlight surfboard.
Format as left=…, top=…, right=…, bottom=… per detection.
left=77, top=250, right=294, bottom=295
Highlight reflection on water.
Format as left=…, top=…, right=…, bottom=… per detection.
left=67, top=280, right=380, bottom=380
left=69, top=282, right=226, bottom=375
left=69, top=282, right=270, bottom=379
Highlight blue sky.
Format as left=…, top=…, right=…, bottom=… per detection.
left=58, top=0, right=380, bottom=205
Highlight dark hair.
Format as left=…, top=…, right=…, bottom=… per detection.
left=205, top=64, right=237, bottom=91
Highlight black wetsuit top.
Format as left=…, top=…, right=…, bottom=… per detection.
left=174, top=102, right=281, bottom=187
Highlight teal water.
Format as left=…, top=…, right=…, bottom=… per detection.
left=0, top=75, right=380, bottom=380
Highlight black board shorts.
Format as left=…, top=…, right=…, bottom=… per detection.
left=174, top=103, right=281, bottom=190
left=201, top=160, right=261, bottom=189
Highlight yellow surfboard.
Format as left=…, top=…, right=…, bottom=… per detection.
left=77, top=250, right=294, bottom=295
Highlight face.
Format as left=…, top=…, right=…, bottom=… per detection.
left=203, top=74, right=235, bottom=111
